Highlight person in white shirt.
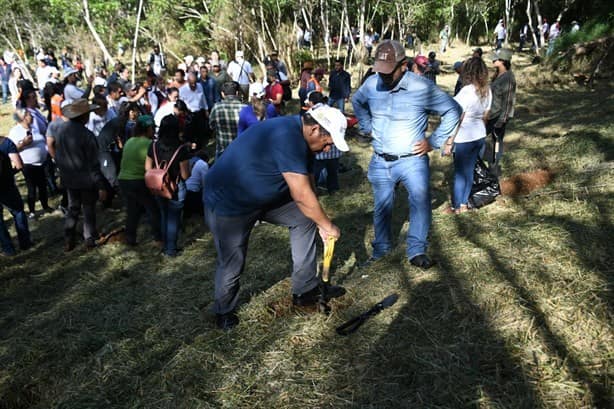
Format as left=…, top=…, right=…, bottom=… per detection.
left=35, top=56, right=53, bottom=92
left=149, top=45, right=166, bottom=76
left=571, top=21, right=580, bottom=33
left=148, top=75, right=167, bottom=116
left=63, top=67, right=93, bottom=104
left=493, top=19, right=506, bottom=50
left=8, top=108, right=53, bottom=217
left=179, top=72, right=207, bottom=113
left=541, top=19, right=550, bottom=42
left=179, top=73, right=209, bottom=147
left=546, top=21, right=562, bottom=55
left=183, top=151, right=209, bottom=218
left=442, top=57, right=492, bottom=214
left=87, top=96, right=116, bottom=137
left=227, top=51, right=256, bottom=102
left=154, top=87, right=179, bottom=132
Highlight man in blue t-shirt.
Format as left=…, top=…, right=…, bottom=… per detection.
left=204, top=104, right=349, bottom=330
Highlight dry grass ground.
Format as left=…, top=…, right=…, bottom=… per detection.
left=0, top=43, right=613, bottom=408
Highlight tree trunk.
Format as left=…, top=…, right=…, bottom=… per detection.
left=526, top=0, right=540, bottom=54
left=555, top=0, right=577, bottom=23
left=466, top=23, right=475, bottom=46
left=131, top=0, right=144, bottom=84
left=505, top=0, right=512, bottom=46
left=533, top=0, right=545, bottom=55
left=83, top=0, right=115, bottom=66
left=336, top=7, right=345, bottom=59
left=320, top=0, right=331, bottom=66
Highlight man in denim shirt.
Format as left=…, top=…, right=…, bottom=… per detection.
left=352, top=40, right=461, bottom=269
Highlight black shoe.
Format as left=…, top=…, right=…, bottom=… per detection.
left=64, top=240, right=75, bottom=252
left=85, top=238, right=98, bottom=249
left=410, top=254, right=436, bottom=270
left=292, top=284, right=346, bottom=307
left=216, top=312, right=239, bottom=330
left=360, top=256, right=380, bottom=268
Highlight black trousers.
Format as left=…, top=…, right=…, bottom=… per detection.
left=22, top=164, right=49, bottom=213
left=118, top=179, right=161, bottom=244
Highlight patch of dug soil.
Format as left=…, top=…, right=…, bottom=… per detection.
left=500, top=169, right=554, bottom=196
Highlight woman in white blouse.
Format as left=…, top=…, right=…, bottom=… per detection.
left=8, top=108, right=52, bottom=218
left=443, top=57, right=492, bottom=214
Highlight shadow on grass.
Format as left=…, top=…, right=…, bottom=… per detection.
left=328, top=234, right=543, bottom=408
left=453, top=213, right=611, bottom=408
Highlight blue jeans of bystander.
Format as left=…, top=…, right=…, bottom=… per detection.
left=452, top=139, right=485, bottom=209
left=0, top=182, right=32, bottom=254
left=155, top=182, right=185, bottom=256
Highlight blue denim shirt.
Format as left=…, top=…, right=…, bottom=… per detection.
left=352, top=71, right=461, bottom=155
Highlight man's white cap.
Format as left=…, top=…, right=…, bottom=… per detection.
left=235, top=51, right=244, bottom=60
left=248, top=82, right=265, bottom=98
left=196, top=56, right=206, bottom=64
left=307, top=104, right=349, bottom=152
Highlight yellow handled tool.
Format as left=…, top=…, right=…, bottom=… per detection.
left=322, top=236, right=336, bottom=284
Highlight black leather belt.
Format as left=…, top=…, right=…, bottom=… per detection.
left=375, top=152, right=415, bottom=161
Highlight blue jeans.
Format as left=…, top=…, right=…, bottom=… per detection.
left=328, top=98, right=345, bottom=113
left=313, top=158, right=340, bottom=192
left=0, top=182, right=31, bottom=254
left=367, top=153, right=431, bottom=260
left=1, top=81, right=8, bottom=104
left=453, top=139, right=485, bottom=209
left=155, top=182, right=185, bottom=256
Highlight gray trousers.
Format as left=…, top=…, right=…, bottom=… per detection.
left=205, top=200, right=318, bottom=315
left=66, top=188, right=98, bottom=241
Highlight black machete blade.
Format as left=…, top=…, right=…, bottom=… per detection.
left=336, top=293, right=399, bottom=336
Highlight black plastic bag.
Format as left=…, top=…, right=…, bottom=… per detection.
left=468, top=158, right=500, bottom=209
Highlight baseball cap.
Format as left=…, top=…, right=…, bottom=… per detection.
left=453, top=61, right=463, bottom=71
left=235, top=51, right=244, bottom=60
left=307, top=104, right=349, bottom=152
left=490, top=48, right=513, bottom=62
left=373, top=40, right=406, bottom=74
left=248, top=82, right=265, bottom=98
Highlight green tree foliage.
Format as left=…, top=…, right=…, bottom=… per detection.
left=0, top=0, right=608, bottom=72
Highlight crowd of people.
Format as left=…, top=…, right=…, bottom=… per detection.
left=0, top=37, right=517, bottom=329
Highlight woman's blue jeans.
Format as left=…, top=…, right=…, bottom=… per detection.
left=155, top=182, right=185, bottom=256
left=452, top=139, right=485, bottom=209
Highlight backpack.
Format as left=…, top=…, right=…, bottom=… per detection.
left=144, top=142, right=184, bottom=199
